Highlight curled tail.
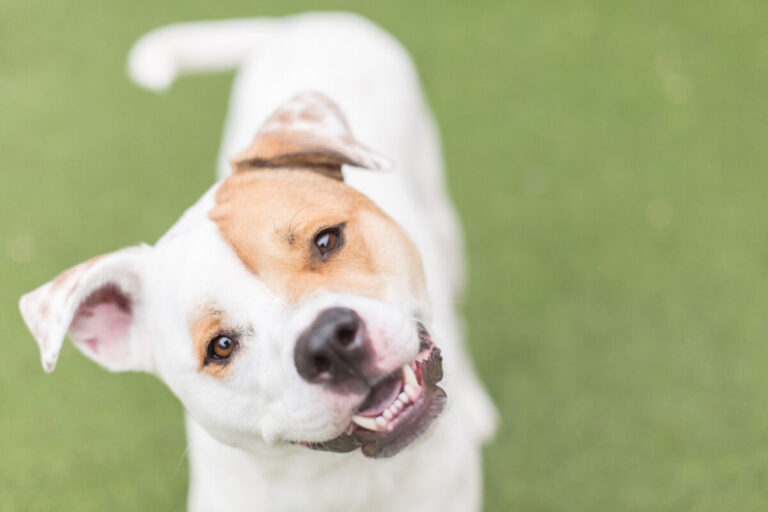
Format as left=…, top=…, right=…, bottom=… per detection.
left=127, top=18, right=278, bottom=91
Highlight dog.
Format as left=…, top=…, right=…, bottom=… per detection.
left=19, top=12, right=497, bottom=511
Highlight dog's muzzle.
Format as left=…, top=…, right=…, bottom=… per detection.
left=295, top=318, right=446, bottom=458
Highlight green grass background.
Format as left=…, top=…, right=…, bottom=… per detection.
left=2, top=0, right=768, bottom=510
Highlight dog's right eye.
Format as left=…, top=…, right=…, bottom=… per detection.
left=313, top=225, right=344, bottom=258
left=207, top=335, right=237, bottom=362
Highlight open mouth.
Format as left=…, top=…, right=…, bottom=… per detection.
left=303, top=325, right=446, bottom=458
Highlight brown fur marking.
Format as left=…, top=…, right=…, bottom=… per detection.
left=210, top=169, right=426, bottom=306
left=189, top=306, right=234, bottom=378
left=228, top=92, right=382, bottom=176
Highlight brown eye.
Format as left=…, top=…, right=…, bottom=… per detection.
left=208, top=335, right=236, bottom=361
left=314, top=227, right=343, bottom=257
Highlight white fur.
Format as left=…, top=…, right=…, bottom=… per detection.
left=21, top=12, right=497, bottom=511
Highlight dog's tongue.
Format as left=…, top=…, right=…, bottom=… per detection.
left=356, top=373, right=402, bottom=417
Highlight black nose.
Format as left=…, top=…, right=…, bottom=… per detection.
left=294, top=307, right=368, bottom=384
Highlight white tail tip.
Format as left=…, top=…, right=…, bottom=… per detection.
left=127, top=36, right=177, bottom=92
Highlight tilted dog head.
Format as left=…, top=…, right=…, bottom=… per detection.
left=19, top=92, right=445, bottom=458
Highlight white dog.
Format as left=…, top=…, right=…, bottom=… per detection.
left=19, top=12, right=497, bottom=511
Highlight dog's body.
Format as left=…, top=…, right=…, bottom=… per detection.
left=21, top=13, right=496, bottom=511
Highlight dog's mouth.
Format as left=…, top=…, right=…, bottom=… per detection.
left=302, top=325, right=446, bottom=458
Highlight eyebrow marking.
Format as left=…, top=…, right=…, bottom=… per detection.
left=189, top=306, right=235, bottom=378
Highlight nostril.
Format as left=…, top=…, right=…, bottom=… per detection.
left=313, top=354, right=331, bottom=374
left=336, top=325, right=357, bottom=347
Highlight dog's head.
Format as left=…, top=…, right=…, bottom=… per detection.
left=19, top=92, right=445, bottom=458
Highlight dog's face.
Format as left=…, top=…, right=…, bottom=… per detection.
left=19, top=92, right=446, bottom=458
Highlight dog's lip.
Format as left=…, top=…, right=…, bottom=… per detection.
left=301, top=325, right=445, bottom=458
left=350, top=348, right=446, bottom=458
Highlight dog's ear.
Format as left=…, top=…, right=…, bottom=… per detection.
left=230, top=91, right=391, bottom=180
left=19, top=245, right=153, bottom=373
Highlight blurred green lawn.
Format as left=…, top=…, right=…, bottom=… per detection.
left=2, top=0, right=768, bottom=510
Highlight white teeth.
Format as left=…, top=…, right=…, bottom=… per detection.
left=351, top=415, right=379, bottom=431
left=402, top=364, right=419, bottom=387
left=353, top=367, right=424, bottom=432
left=404, top=384, right=420, bottom=401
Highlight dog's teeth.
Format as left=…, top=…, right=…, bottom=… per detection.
left=389, top=404, right=399, bottom=415
left=394, top=399, right=404, bottom=410
left=383, top=409, right=394, bottom=420
left=402, top=364, right=418, bottom=387
left=351, top=415, right=379, bottom=431
left=398, top=392, right=410, bottom=404
left=404, top=384, right=420, bottom=401
left=375, top=416, right=388, bottom=429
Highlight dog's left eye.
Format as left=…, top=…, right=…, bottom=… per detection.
left=314, top=226, right=343, bottom=257
left=207, top=335, right=237, bottom=362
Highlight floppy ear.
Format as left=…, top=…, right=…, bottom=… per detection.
left=230, top=90, right=391, bottom=180
left=19, top=245, right=153, bottom=373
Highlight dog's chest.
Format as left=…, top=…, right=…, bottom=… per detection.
left=186, top=417, right=466, bottom=512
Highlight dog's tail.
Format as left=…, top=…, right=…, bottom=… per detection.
left=127, top=18, right=278, bottom=91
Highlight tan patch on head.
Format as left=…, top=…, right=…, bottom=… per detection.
left=189, top=306, right=232, bottom=378
left=210, top=170, right=426, bottom=305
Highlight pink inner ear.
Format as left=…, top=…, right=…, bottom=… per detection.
left=69, top=285, right=133, bottom=362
